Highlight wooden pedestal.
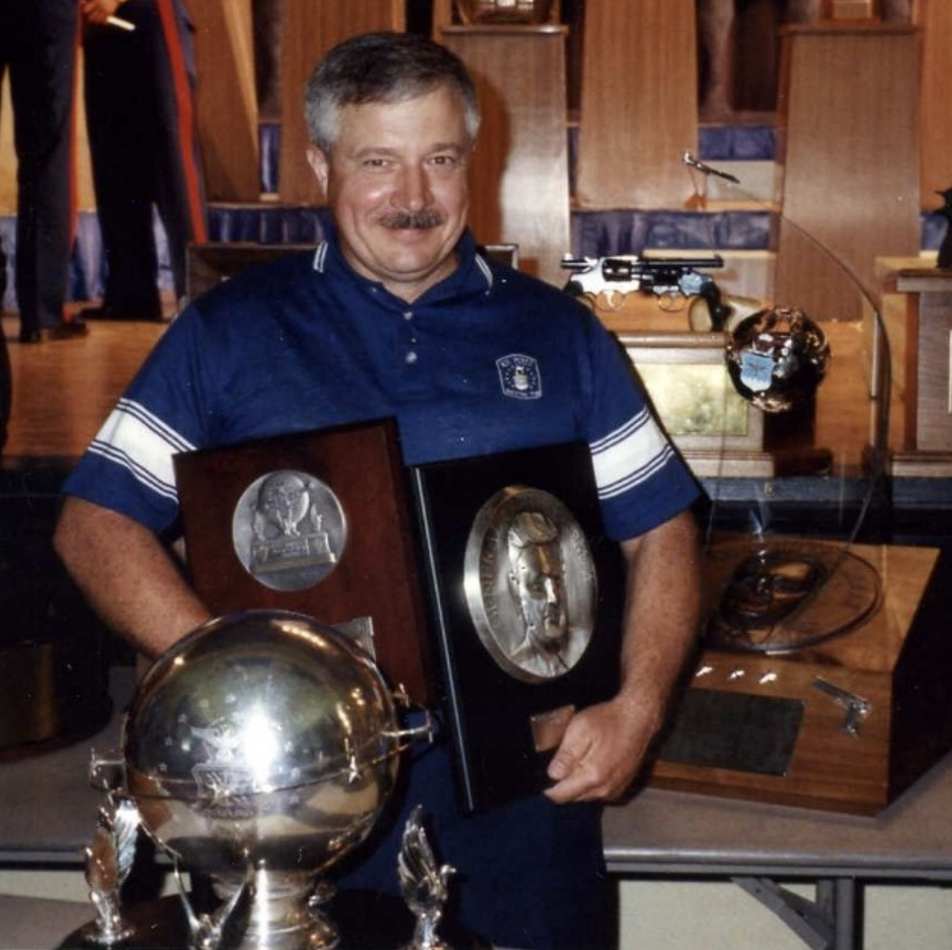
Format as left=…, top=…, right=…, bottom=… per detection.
left=775, top=24, right=920, bottom=321
left=888, top=268, right=952, bottom=475
left=649, top=542, right=943, bottom=815
left=438, top=25, right=571, bottom=286
left=190, top=0, right=260, bottom=203
left=277, top=0, right=404, bottom=206
left=915, top=0, right=952, bottom=207
left=575, top=0, right=697, bottom=211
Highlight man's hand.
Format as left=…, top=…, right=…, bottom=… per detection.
left=544, top=509, right=702, bottom=805
left=82, top=0, right=123, bottom=25
left=544, top=693, right=659, bottom=803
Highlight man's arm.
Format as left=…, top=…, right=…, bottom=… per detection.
left=545, top=507, right=702, bottom=803
left=54, top=496, right=212, bottom=658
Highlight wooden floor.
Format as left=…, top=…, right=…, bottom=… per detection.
left=2, top=311, right=165, bottom=462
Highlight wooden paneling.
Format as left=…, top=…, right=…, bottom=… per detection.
left=915, top=0, right=952, bottom=209
left=575, top=0, right=698, bottom=210
left=190, top=0, right=260, bottom=202
left=440, top=26, right=570, bottom=285
left=277, top=0, right=404, bottom=206
left=775, top=24, right=920, bottom=319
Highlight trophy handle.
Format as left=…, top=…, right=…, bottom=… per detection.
left=88, top=747, right=127, bottom=792
left=383, top=701, right=436, bottom=751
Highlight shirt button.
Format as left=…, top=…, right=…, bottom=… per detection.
left=403, top=311, right=413, bottom=321
left=405, top=351, right=418, bottom=364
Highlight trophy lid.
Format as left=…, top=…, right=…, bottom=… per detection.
left=121, top=610, right=401, bottom=801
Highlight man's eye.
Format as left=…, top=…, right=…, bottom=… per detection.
left=429, top=155, right=458, bottom=169
left=363, top=158, right=391, bottom=169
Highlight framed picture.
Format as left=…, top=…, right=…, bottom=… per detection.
left=410, top=441, right=626, bottom=812
left=618, top=332, right=764, bottom=452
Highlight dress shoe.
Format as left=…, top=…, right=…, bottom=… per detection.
left=77, top=303, right=163, bottom=323
left=19, top=321, right=89, bottom=344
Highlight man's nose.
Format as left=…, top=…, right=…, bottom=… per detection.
left=543, top=576, right=559, bottom=605
left=394, top=164, right=431, bottom=210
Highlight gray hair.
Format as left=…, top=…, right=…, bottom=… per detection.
left=304, top=31, right=481, bottom=152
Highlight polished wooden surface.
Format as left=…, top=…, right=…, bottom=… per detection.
left=277, top=0, right=405, bottom=207
left=1, top=313, right=164, bottom=462
left=915, top=0, right=952, bottom=208
left=775, top=24, right=920, bottom=318
left=439, top=26, right=571, bottom=285
left=575, top=0, right=698, bottom=210
left=190, top=0, right=260, bottom=202
left=649, top=542, right=940, bottom=814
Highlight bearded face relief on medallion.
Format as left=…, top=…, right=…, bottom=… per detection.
left=464, top=486, right=597, bottom=683
left=231, top=470, right=347, bottom=591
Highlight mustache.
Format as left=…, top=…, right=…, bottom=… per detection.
left=379, top=209, right=445, bottom=230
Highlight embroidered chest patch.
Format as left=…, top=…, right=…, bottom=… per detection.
left=496, top=354, right=542, bottom=400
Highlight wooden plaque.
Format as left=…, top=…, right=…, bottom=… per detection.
left=173, top=418, right=435, bottom=703
left=648, top=540, right=944, bottom=815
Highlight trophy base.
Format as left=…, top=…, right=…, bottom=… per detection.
left=58, top=892, right=484, bottom=950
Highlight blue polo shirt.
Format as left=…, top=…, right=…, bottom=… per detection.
left=64, top=228, right=698, bottom=542
left=62, top=227, right=699, bottom=949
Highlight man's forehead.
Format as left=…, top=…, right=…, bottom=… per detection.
left=334, top=89, right=469, bottom=141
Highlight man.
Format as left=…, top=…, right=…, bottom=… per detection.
left=0, top=0, right=88, bottom=343
left=79, top=0, right=206, bottom=321
left=56, top=31, right=702, bottom=949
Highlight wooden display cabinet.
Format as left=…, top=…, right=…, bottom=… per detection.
left=435, top=19, right=571, bottom=286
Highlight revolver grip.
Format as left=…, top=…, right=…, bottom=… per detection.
left=700, top=282, right=732, bottom=332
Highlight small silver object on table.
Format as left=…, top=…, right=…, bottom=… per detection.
left=398, top=806, right=456, bottom=950
left=79, top=794, right=139, bottom=946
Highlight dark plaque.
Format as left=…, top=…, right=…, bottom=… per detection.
left=657, top=689, right=805, bottom=777
left=173, top=418, right=434, bottom=703
left=411, top=442, right=626, bottom=812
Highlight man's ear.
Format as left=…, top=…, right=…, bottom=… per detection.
left=306, top=145, right=329, bottom=195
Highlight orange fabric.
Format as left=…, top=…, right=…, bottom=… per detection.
left=154, top=0, right=206, bottom=243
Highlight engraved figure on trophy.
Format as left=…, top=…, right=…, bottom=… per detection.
left=398, top=805, right=456, bottom=950
left=80, top=794, right=140, bottom=946
left=231, top=470, right=347, bottom=592
left=506, top=511, right=571, bottom=677
left=464, top=486, right=596, bottom=683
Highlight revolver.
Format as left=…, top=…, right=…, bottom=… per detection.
left=561, top=253, right=733, bottom=331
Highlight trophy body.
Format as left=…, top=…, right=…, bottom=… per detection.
left=97, top=610, right=428, bottom=950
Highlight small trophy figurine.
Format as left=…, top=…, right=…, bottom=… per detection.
left=173, top=859, right=253, bottom=950
left=80, top=795, right=140, bottom=946
left=398, top=805, right=456, bottom=950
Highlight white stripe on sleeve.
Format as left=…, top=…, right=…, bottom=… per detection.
left=86, top=398, right=195, bottom=502
left=591, top=409, right=674, bottom=500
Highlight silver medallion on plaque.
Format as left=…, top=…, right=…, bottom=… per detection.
left=231, top=470, right=346, bottom=592
left=463, top=486, right=596, bottom=684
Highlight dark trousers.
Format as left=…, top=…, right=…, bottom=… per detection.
left=0, top=0, right=78, bottom=334
left=83, top=0, right=206, bottom=313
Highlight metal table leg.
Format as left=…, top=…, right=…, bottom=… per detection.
left=733, top=877, right=859, bottom=950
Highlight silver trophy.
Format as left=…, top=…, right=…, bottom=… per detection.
left=398, top=807, right=456, bottom=950
left=80, top=794, right=140, bottom=946
left=87, top=609, right=432, bottom=950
